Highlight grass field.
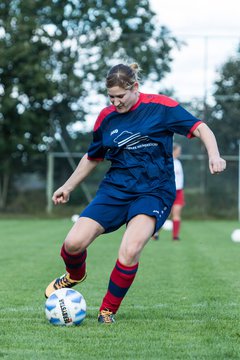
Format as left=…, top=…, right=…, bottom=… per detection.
left=0, top=218, right=240, bottom=359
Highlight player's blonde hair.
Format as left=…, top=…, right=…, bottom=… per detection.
left=106, top=63, right=141, bottom=89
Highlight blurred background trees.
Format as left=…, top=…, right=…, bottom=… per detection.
left=0, top=0, right=179, bottom=210
left=0, top=0, right=239, bottom=217
left=210, top=46, right=240, bottom=155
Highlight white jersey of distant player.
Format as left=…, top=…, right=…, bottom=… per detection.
left=174, top=158, right=184, bottom=190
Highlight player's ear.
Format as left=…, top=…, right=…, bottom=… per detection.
left=133, top=82, right=139, bottom=93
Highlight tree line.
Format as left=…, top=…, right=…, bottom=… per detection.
left=0, top=0, right=239, bottom=213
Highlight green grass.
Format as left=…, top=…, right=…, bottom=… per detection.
left=0, top=218, right=240, bottom=359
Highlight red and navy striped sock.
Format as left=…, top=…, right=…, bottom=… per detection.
left=60, top=244, right=87, bottom=281
left=100, top=259, right=139, bottom=314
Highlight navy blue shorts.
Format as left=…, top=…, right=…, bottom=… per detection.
left=80, top=193, right=172, bottom=233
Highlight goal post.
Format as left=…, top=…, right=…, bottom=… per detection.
left=238, top=140, right=240, bottom=221
left=46, top=151, right=92, bottom=214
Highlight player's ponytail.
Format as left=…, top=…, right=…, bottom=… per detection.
left=129, top=63, right=141, bottom=79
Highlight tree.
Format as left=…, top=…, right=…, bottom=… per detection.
left=0, top=0, right=180, bottom=210
left=210, top=45, right=240, bottom=155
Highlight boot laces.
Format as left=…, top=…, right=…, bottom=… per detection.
left=55, top=275, right=73, bottom=289
left=100, top=309, right=114, bottom=323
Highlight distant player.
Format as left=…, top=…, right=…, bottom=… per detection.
left=45, top=63, right=226, bottom=324
left=152, top=142, right=184, bottom=241
left=172, top=143, right=184, bottom=240
left=152, top=143, right=185, bottom=240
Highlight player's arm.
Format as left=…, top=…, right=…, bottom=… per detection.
left=192, top=123, right=226, bottom=174
left=52, top=153, right=99, bottom=205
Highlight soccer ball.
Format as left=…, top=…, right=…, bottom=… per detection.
left=231, top=229, right=240, bottom=243
left=45, top=288, right=86, bottom=326
left=71, top=214, right=79, bottom=223
left=162, top=219, right=173, bottom=231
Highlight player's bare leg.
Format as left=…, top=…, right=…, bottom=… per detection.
left=45, top=217, right=104, bottom=298
left=64, top=217, right=104, bottom=252
left=118, top=214, right=156, bottom=266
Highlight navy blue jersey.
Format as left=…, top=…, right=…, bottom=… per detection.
left=87, top=93, right=202, bottom=204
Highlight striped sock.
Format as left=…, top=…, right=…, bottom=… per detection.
left=100, top=259, right=139, bottom=314
left=60, top=244, right=87, bottom=281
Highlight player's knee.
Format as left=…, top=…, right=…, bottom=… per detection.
left=119, top=246, right=141, bottom=266
left=64, top=237, right=85, bottom=254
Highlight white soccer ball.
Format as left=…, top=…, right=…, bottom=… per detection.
left=231, top=229, right=240, bottom=243
left=71, top=214, right=79, bottom=223
left=45, top=288, right=87, bottom=326
left=162, top=219, right=173, bottom=231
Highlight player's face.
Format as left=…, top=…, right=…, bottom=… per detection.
left=107, top=84, right=139, bottom=113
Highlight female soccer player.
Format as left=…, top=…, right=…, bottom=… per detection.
left=45, top=63, right=226, bottom=324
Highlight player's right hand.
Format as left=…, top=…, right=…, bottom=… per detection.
left=52, top=187, right=70, bottom=205
left=209, top=156, right=226, bottom=175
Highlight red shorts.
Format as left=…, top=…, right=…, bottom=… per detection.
left=173, top=189, right=185, bottom=206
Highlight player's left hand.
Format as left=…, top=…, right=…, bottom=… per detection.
left=209, top=156, right=226, bottom=174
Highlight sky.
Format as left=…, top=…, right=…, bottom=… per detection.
left=78, top=0, right=240, bottom=131
left=149, top=0, right=240, bottom=102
